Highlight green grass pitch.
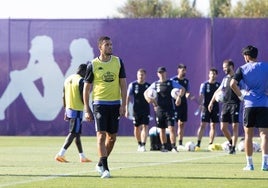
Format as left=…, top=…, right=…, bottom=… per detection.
left=0, top=136, right=266, bottom=188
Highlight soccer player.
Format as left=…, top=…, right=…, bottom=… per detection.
left=55, top=64, right=92, bottom=163
left=144, top=66, right=185, bottom=152
left=170, top=64, right=195, bottom=147
left=125, top=68, right=151, bottom=152
left=230, top=45, right=268, bottom=171
left=83, top=36, right=127, bottom=178
left=208, top=59, right=242, bottom=154
left=196, top=68, right=220, bottom=150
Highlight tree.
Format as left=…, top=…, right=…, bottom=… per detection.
left=117, top=0, right=202, bottom=18
left=231, top=0, right=268, bottom=17
left=209, top=0, right=231, bottom=18
left=209, top=0, right=268, bottom=18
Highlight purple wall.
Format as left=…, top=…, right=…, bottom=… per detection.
left=0, top=18, right=267, bottom=136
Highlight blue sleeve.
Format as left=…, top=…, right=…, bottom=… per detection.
left=127, top=82, right=133, bottom=96
left=199, top=82, right=205, bottom=95
left=172, top=80, right=183, bottom=89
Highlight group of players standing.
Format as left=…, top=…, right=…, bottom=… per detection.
left=126, top=59, right=242, bottom=154
left=55, top=36, right=268, bottom=178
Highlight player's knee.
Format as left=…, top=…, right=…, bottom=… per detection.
left=97, top=132, right=106, bottom=143
left=107, top=134, right=117, bottom=144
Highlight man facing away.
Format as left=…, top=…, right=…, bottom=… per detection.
left=55, top=64, right=92, bottom=163
left=83, top=36, right=127, bottom=178
left=230, top=45, right=268, bottom=171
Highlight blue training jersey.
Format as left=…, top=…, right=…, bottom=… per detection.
left=233, top=62, right=268, bottom=108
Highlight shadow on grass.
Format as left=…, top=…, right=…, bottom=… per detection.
left=0, top=174, right=266, bottom=181
left=110, top=175, right=267, bottom=181
left=0, top=174, right=99, bottom=178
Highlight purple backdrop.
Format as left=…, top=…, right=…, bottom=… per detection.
left=0, top=18, right=266, bottom=136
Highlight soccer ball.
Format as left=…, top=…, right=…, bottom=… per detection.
left=221, top=141, right=230, bottom=152
left=215, top=90, right=224, bottom=102
left=237, top=140, right=261, bottom=152
left=184, top=141, right=196, bottom=151
left=146, top=89, right=157, bottom=99
left=237, top=140, right=245, bottom=152
left=171, top=88, right=180, bottom=99
left=253, top=141, right=261, bottom=152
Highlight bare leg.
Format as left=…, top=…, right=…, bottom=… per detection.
left=168, top=125, right=176, bottom=145
left=177, top=121, right=185, bottom=145
left=134, top=126, right=141, bottom=144
left=221, top=122, right=232, bottom=142
left=209, top=123, right=216, bottom=144
left=106, top=132, right=117, bottom=156
left=141, top=124, right=148, bottom=144
left=196, top=122, right=207, bottom=146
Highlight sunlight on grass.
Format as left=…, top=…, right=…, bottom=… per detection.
left=0, top=136, right=266, bottom=188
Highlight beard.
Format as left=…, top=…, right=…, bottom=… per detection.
left=105, top=52, right=112, bottom=56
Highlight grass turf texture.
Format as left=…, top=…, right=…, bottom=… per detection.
left=0, top=136, right=266, bottom=188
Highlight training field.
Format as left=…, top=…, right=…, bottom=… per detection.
left=0, top=136, right=266, bottom=188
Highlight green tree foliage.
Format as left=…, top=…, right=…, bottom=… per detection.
left=179, top=0, right=202, bottom=17
left=209, top=0, right=231, bottom=18
left=231, top=0, right=268, bottom=17
left=117, top=0, right=202, bottom=18
left=117, top=0, right=268, bottom=18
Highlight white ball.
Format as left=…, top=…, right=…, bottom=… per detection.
left=215, top=90, right=224, bottom=102
left=146, top=89, right=157, bottom=99
left=221, top=141, right=230, bottom=152
left=171, top=88, right=180, bottom=99
left=185, top=141, right=196, bottom=151
left=253, top=141, right=261, bottom=152
left=237, top=140, right=245, bottom=152
left=148, top=126, right=159, bottom=136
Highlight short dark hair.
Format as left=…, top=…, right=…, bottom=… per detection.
left=98, top=36, right=111, bottom=46
left=137, top=68, right=146, bottom=74
left=210, top=68, right=218, bottom=75
left=242, top=45, right=258, bottom=59
left=157, top=66, right=166, bottom=73
left=178, top=64, right=186, bottom=69
left=77, top=64, right=87, bottom=77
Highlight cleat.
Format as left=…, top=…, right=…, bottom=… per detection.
left=139, top=146, right=146, bottom=152
left=261, top=163, right=268, bottom=171
left=101, top=170, right=110, bottom=178
left=55, top=155, right=68, bottom=163
left=195, top=146, right=201, bottom=151
left=243, top=165, right=254, bottom=171
left=80, top=157, right=92, bottom=163
left=229, top=148, right=236, bottom=154
left=160, top=148, right=169, bottom=152
left=95, top=164, right=104, bottom=175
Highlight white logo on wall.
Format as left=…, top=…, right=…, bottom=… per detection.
left=0, top=35, right=94, bottom=121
